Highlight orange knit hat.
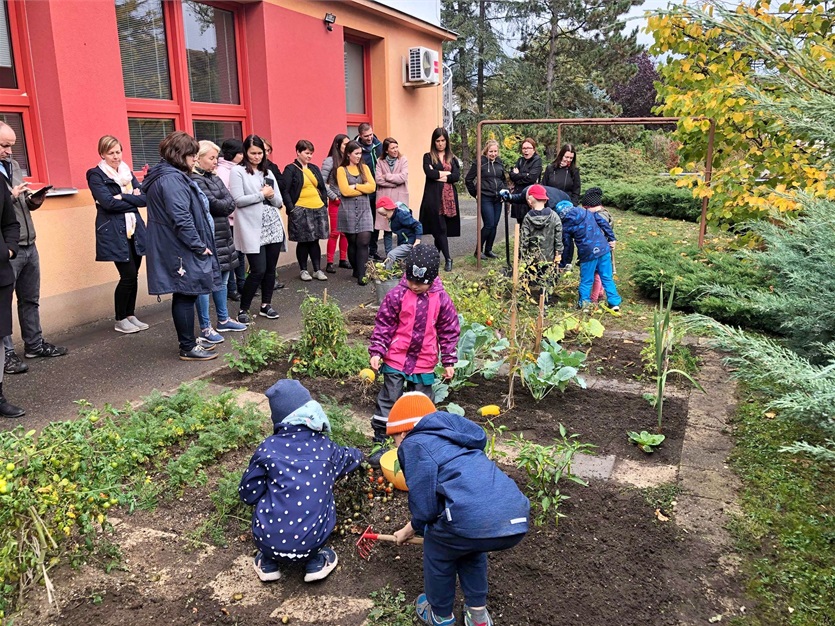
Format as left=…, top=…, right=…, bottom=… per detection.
left=386, top=392, right=436, bottom=435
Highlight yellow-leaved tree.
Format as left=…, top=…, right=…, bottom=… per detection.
left=649, top=1, right=835, bottom=224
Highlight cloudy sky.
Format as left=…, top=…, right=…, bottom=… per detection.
left=625, top=0, right=678, bottom=48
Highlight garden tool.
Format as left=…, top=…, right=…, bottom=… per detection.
left=355, top=525, right=423, bottom=560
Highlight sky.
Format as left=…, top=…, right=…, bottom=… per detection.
left=625, top=0, right=678, bottom=49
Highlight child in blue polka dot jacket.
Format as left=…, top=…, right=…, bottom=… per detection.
left=239, top=379, right=364, bottom=583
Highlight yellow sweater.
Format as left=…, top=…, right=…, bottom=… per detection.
left=296, top=167, right=322, bottom=209
left=337, top=164, right=376, bottom=197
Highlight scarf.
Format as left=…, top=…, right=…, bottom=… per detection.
left=98, top=159, right=137, bottom=238
left=440, top=160, right=457, bottom=218
left=385, top=155, right=397, bottom=169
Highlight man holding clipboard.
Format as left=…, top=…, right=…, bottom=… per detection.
left=0, top=121, right=67, bottom=376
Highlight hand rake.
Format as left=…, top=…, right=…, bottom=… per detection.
left=355, top=524, right=424, bottom=560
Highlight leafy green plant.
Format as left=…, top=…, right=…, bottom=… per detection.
left=641, top=325, right=700, bottom=379
left=290, top=295, right=367, bottom=378
left=367, top=586, right=415, bottom=625
left=648, top=284, right=704, bottom=430
left=484, top=419, right=508, bottom=461
left=433, top=316, right=509, bottom=403
left=511, top=425, right=595, bottom=526
left=628, top=431, right=667, bottom=453
left=189, top=469, right=251, bottom=546
left=544, top=314, right=605, bottom=346
left=224, top=330, right=286, bottom=374
left=519, top=338, right=587, bottom=401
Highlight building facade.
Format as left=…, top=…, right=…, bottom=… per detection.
left=0, top=0, right=452, bottom=334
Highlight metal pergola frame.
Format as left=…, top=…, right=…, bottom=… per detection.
left=474, top=117, right=716, bottom=270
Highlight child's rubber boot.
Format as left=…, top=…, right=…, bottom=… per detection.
left=415, top=594, right=455, bottom=626
left=367, top=422, right=389, bottom=469
left=464, top=606, right=493, bottom=626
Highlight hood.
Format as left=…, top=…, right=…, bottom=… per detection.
left=559, top=205, right=585, bottom=227
left=407, top=411, right=486, bottom=451
left=524, top=207, right=554, bottom=227
left=143, top=160, right=188, bottom=190
left=274, top=399, right=331, bottom=434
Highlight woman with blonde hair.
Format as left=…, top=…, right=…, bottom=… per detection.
left=465, top=138, right=507, bottom=259
left=86, top=135, right=149, bottom=334
left=374, top=137, right=409, bottom=255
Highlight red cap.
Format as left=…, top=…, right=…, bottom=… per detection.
left=376, top=196, right=396, bottom=210
left=526, top=184, right=548, bottom=200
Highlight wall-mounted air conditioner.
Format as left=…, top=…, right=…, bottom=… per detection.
left=405, top=47, right=439, bottom=87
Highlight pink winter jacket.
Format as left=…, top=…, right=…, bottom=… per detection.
left=369, top=275, right=459, bottom=375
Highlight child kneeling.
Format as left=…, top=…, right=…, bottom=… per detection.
left=390, top=393, right=530, bottom=626
left=376, top=196, right=423, bottom=269
left=239, top=379, right=363, bottom=582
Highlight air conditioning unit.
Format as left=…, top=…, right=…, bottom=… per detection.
left=407, top=47, right=439, bottom=85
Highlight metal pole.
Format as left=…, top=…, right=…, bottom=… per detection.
left=557, top=123, right=562, bottom=152
left=476, top=122, right=483, bottom=270
left=699, top=119, right=716, bottom=249
left=504, top=199, right=510, bottom=269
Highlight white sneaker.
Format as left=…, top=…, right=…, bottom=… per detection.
left=313, top=270, right=328, bottom=281
left=300, top=270, right=313, bottom=281
left=126, top=315, right=149, bottom=330
left=115, top=318, right=140, bottom=334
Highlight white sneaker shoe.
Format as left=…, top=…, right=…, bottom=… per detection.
left=313, top=270, right=328, bottom=281
left=115, top=318, right=140, bottom=334
left=300, top=270, right=313, bottom=281
left=126, top=315, right=149, bottom=330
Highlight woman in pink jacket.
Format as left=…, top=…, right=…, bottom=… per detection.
left=374, top=137, right=409, bottom=256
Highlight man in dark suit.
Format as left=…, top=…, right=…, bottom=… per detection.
left=0, top=173, right=24, bottom=417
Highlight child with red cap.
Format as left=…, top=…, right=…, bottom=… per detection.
left=375, top=196, right=423, bottom=269
left=389, top=392, right=529, bottom=626
left=520, top=184, right=563, bottom=304
left=367, top=244, right=460, bottom=468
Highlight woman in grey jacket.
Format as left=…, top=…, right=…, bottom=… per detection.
left=228, top=135, right=285, bottom=324
left=321, top=134, right=350, bottom=273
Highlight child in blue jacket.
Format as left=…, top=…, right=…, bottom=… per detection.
left=376, top=196, right=423, bottom=268
left=555, top=199, right=622, bottom=312
left=239, top=379, right=363, bottom=583
left=390, top=392, right=529, bottom=626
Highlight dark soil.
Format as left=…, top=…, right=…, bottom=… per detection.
left=451, top=377, right=687, bottom=465
left=579, top=334, right=647, bottom=381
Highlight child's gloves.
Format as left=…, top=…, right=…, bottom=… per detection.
left=499, top=189, right=511, bottom=200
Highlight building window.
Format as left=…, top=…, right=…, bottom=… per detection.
left=0, top=0, right=40, bottom=180
left=116, top=0, right=248, bottom=172
left=344, top=37, right=371, bottom=136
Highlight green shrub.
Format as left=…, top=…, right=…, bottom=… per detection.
left=581, top=143, right=666, bottom=183
left=603, top=180, right=700, bottom=222
left=224, top=330, right=286, bottom=374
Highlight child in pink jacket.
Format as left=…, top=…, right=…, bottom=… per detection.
left=367, top=244, right=460, bottom=467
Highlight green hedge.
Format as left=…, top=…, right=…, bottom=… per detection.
left=602, top=180, right=701, bottom=222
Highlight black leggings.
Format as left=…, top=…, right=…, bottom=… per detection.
left=345, top=232, right=371, bottom=281
left=172, top=292, right=198, bottom=352
left=113, top=238, right=142, bottom=320
left=295, top=241, right=322, bottom=272
left=240, top=243, right=282, bottom=312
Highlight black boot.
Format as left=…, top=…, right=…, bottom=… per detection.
left=0, top=383, right=25, bottom=418
left=368, top=423, right=390, bottom=468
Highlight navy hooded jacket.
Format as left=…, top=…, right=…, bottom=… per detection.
left=559, top=205, right=616, bottom=263
left=239, top=403, right=363, bottom=560
left=388, top=202, right=423, bottom=245
left=398, top=411, right=529, bottom=539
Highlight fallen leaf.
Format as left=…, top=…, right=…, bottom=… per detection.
left=708, top=615, right=722, bottom=623
left=655, top=508, right=670, bottom=522
left=764, top=412, right=776, bottom=419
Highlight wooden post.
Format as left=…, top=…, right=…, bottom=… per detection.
left=535, top=292, right=545, bottom=353
left=323, top=288, right=328, bottom=305
left=506, top=223, right=521, bottom=409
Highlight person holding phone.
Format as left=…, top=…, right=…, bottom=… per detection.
left=0, top=121, right=67, bottom=376
left=87, top=135, right=150, bottom=336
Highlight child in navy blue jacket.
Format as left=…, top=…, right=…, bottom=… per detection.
left=555, top=199, right=622, bottom=312
left=239, top=379, right=363, bottom=583
left=390, top=393, right=529, bottom=626
left=376, top=196, right=423, bottom=268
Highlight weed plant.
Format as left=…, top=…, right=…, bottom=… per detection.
left=367, top=586, right=415, bottom=625
left=189, top=469, right=251, bottom=546
left=225, top=330, right=286, bottom=374
left=290, top=295, right=367, bottom=378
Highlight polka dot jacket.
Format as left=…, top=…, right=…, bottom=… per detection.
left=239, top=424, right=363, bottom=560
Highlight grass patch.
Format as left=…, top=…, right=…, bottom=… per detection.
left=729, top=394, right=835, bottom=625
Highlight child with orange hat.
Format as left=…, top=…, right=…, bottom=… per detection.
left=388, top=392, right=529, bottom=626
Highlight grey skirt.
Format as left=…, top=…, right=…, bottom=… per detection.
left=288, top=204, right=329, bottom=242
left=337, top=195, right=373, bottom=234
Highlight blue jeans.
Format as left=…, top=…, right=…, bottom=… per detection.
left=197, top=270, right=230, bottom=329
left=3, top=243, right=43, bottom=353
left=578, top=252, right=621, bottom=307
left=479, top=197, right=503, bottom=253
left=172, top=293, right=198, bottom=352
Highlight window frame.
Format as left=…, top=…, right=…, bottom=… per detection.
left=0, top=0, right=44, bottom=181
left=123, top=0, right=249, bottom=173
left=344, top=35, right=372, bottom=131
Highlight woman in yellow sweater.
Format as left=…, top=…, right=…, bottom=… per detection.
left=284, top=139, right=330, bottom=282
left=336, top=141, right=376, bottom=285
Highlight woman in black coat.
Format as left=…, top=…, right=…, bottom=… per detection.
left=465, top=139, right=508, bottom=259
left=283, top=139, right=330, bottom=282
left=191, top=140, right=247, bottom=338
left=509, top=137, right=543, bottom=224
left=86, top=135, right=149, bottom=335
left=541, top=143, right=581, bottom=205
left=419, top=127, right=460, bottom=272
left=0, top=180, right=23, bottom=417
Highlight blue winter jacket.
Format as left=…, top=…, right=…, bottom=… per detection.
left=560, top=205, right=616, bottom=263
left=389, top=203, right=423, bottom=245
left=142, top=160, right=221, bottom=296
left=239, top=402, right=363, bottom=560
left=87, top=166, right=148, bottom=263
left=398, top=411, right=529, bottom=539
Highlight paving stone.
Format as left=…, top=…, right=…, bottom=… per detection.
left=611, top=458, right=678, bottom=488
left=675, top=494, right=739, bottom=548
left=679, top=466, right=740, bottom=502
left=572, top=452, right=616, bottom=480
left=680, top=426, right=734, bottom=472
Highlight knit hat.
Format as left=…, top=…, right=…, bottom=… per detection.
left=555, top=200, right=573, bottom=217
left=406, top=244, right=440, bottom=285
left=265, top=379, right=312, bottom=427
left=580, top=187, right=603, bottom=207
left=386, top=392, right=436, bottom=435
left=526, top=184, right=548, bottom=201
left=376, top=196, right=396, bottom=211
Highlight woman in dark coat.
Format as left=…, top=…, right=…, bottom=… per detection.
left=541, top=143, right=581, bottom=268
left=509, top=137, right=543, bottom=223
left=465, top=139, right=507, bottom=259
left=191, top=140, right=247, bottom=338
left=143, top=131, right=222, bottom=362
left=419, top=127, right=460, bottom=272
left=0, top=180, right=23, bottom=417
left=283, top=139, right=330, bottom=282
left=86, top=135, right=149, bottom=334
